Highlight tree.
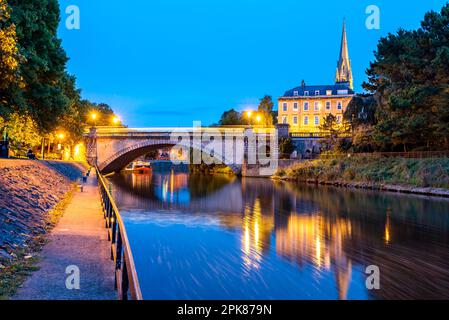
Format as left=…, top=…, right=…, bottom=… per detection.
left=344, top=94, right=377, bottom=128
left=0, top=0, right=23, bottom=116
left=279, top=137, right=295, bottom=159
left=9, top=0, right=71, bottom=133
left=0, top=112, right=41, bottom=153
left=257, top=95, right=274, bottom=126
left=364, top=3, right=449, bottom=151
left=319, top=114, right=350, bottom=153
left=218, top=109, right=245, bottom=126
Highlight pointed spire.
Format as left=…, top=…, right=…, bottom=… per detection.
left=335, top=19, right=353, bottom=90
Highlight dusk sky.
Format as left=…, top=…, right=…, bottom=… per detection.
left=58, top=0, right=448, bottom=127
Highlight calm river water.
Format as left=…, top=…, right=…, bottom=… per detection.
left=108, top=167, right=449, bottom=300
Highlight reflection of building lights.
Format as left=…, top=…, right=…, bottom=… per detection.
left=254, top=221, right=259, bottom=246
left=315, top=237, right=322, bottom=268
left=384, top=211, right=391, bottom=244
left=240, top=199, right=273, bottom=271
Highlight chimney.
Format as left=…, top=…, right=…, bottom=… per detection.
left=301, top=80, right=306, bottom=88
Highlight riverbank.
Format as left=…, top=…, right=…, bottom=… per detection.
left=273, top=157, right=449, bottom=197
left=0, top=160, right=86, bottom=299
left=190, top=163, right=236, bottom=175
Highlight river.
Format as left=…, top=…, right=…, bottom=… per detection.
left=108, top=167, right=449, bottom=300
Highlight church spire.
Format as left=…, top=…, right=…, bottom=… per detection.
left=335, top=20, right=353, bottom=90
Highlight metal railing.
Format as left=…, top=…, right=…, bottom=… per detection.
left=96, top=167, right=143, bottom=300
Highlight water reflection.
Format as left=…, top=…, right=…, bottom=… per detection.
left=109, top=170, right=449, bottom=300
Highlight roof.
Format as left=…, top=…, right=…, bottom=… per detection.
left=282, top=83, right=355, bottom=97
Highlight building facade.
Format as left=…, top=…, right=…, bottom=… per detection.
left=278, top=21, right=355, bottom=134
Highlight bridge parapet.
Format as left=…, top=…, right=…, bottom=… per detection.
left=84, top=126, right=280, bottom=176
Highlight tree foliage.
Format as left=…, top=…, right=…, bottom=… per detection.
left=363, top=3, right=449, bottom=151
left=0, top=112, right=41, bottom=152
left=257, top=95, right=274, bottom=126
left=219, top=109, right=246, bottom=126
left=0, top=1, right=121, bottom=153
left=8, top=0, right=71, bottom=132
left=0, top=0, right=23, bottom=116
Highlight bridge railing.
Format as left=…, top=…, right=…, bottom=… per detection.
left=95, top=167, right=143, bottom=300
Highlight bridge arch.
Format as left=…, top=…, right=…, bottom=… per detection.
left=98, top=139, right=242, bottom=174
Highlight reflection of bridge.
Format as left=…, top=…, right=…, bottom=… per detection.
left=83, top=126, right=281, bottom=176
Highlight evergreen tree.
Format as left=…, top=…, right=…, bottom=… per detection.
left=364, top=3, right=449, bottom=151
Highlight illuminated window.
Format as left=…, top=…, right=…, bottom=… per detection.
left=293, top=102, right=298, bottom=111
left=293, top=116, right=298, bottom=125
left=315, top=90, right=320, bottom=96
left=326, top=90, right=332, bottom=96
left=282, top=116, right=288, bottom=124
left=303, top=102, right=309, bottom=111
left=283, top=102, right=288, bottom=112
left=314, top=101, right=320, bottom=111
left=337, top=101, right=343, bottom=110
left=315, top=116, right=320, bottom=125
left=293, top=91, right=299, bottom=96
left=304, top=116, right=309, bottom=125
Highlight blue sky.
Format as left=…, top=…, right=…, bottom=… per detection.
left=58, top=0, right=448, bottom=127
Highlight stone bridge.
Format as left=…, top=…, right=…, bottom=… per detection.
left=83, top=126, right=281, bottom=176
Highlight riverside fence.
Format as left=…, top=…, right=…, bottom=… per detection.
left=320, top=151, right=449, bottom=160
left=96, top=167, right=142, bottom=300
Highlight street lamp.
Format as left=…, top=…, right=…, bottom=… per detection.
left=256, top=115, right=262, bottom=125
left=90, top=112, right=98, bottom=127
left=112, top=116, right=120, bottom=126
left=246, top=111, right=253, bottom=127
left=57, top=132, right=65, bottom=152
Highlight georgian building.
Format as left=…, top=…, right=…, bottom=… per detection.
left=278, top=21, right=355, bottom=134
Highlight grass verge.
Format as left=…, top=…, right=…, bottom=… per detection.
left=274, top=157, right=449, bottom=189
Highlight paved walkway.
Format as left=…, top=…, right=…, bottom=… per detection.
left=14, top=173, right=116, bottom=300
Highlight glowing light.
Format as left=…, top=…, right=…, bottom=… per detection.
left=112, top=116, right=120, bottom=125
left=256, top=115, right=262, bottom=123
left=74, top=144, right=80, bottom=156
left=91, top=112, right=98, bottom=121
left=58, top=133, right=65, bottom=140
left=246, top=111, right=252, bottom=119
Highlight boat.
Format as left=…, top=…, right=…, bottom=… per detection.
left=126, top=161, right=152, bottom=174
